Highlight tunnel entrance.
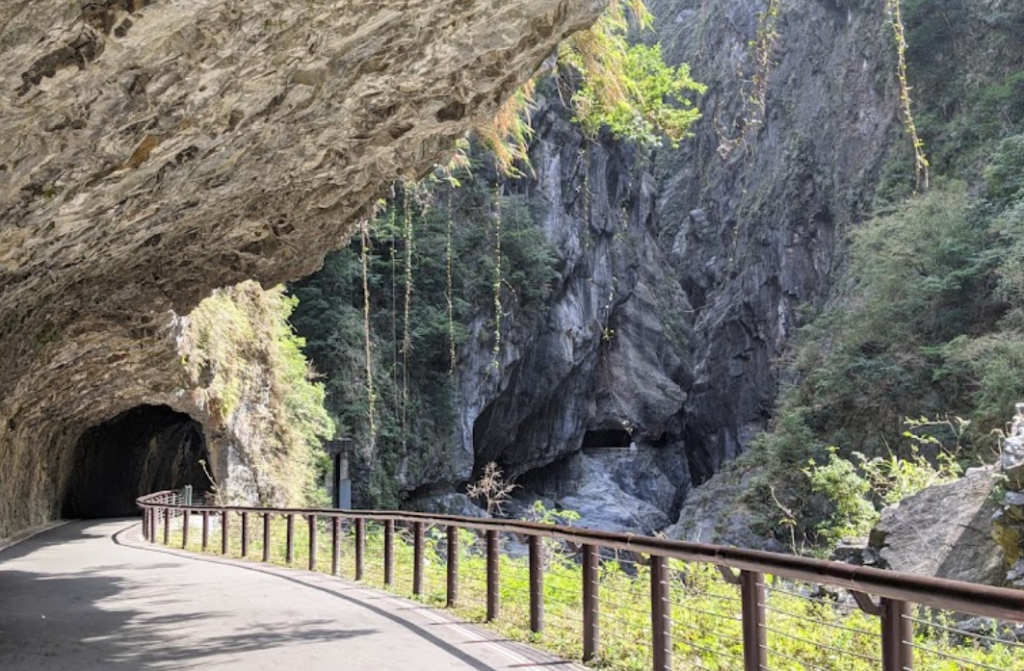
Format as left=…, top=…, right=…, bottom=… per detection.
left=581, top=429, right=633, bottom=449
left=61, top=405, right=210, bottom=519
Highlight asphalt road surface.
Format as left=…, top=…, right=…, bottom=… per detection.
left=0, top=519, right=582, bottom=671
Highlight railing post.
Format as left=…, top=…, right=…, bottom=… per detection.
left=881, top=599, right=913, bottom=671
left=163, top=508, right=170, bottom=545
left=447, top=525, right=459, bottom=608
left=413, top=521, right=424, bottom=596
left=286, top=513, right=295, bottom=565
left=331, top=517, right=341, bottom=576
left=263, top=513, right=272, bottom=563
left=355, top=518, right=365, bottom=581
left=221, top=510, right=229, bottom=556
left=182, top=508, right=190, bottom=549
left=583, top=544, right=600, bottom=662
left=309, top=514, right=318, bottom=572
left=740, top=571, right=767, bottom=671
left=650, top=555, right=671, bottom=671
left=202, top=511, right=210, bottom=551
left=241, top=511, right=249, bottom=558
left=384, top=520, right=395, bottom=586
left=486, top=529, right=500, bottom=622
left=529, top=535, right=544, bottom=634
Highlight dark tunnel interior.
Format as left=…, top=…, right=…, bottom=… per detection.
left=581, top=429, right=633, bottom=449
left=61, top=405, right=210, bottom=519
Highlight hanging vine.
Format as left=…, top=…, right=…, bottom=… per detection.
left=446, top=189, right=457, bottom=374
left=359, top=216, right=376, bottom=442
left=716, top=0, right=780, bottom=158
left=887, top=0, right=930, bottom=192
left=491, top=177, right=503, bottom=371
left=387, top=198, right=399, bottom=415
left=401, top=183, right=414, bottom=449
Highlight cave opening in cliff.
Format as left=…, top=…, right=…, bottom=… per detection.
left=581, top=429, right=632, bottom=449
left=61, top=405, right=210, bottom=519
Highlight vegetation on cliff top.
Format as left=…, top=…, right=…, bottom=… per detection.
left=184, top=281, right=334, bottom=506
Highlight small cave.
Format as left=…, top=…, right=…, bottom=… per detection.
left=581, top=429, right=633, bottom=449
left=61, top=405, right=210, bottom=519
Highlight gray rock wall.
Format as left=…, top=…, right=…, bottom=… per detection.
left=440, top=0, right=902, bottom=530
left=651, top=0, right=900, bottom=479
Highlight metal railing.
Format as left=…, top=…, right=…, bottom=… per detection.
left=137, top=491, right=1024, bottom=671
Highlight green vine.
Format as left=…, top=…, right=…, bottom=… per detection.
left=491, top=177, right=503, bottom=371
left=387, top=199, right=399, bottom=412
left=887, top=0, right=930, bottom=192
left=446, top=189, right=457, bottom=374
left=360, top=216, right=377, bottom=443
left=402, top=184, right=414, bottom=449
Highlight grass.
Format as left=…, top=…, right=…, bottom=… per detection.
left=162, top=512, right=1024, bottom=671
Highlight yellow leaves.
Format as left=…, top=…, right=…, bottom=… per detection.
left=472, top=79, right=537, bottom=178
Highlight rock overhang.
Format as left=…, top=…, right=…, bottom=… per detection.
left=0, top=0, right=604, bottom=538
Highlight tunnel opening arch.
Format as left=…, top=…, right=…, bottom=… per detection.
left=60, top=404, right=212, bottom=519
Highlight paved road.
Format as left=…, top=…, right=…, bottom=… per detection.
left=0, top=520, right=580, bottom=671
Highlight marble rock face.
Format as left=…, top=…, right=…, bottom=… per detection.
left=0, top=0, right=601, bottom=539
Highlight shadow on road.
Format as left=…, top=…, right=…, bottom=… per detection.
left=0, top=521, right=377, bottom=670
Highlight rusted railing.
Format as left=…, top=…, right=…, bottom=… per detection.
left=137, top=491, right=1024, bottom=671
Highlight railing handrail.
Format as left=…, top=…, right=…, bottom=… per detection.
left=136, top=490, right=1024, bottom=622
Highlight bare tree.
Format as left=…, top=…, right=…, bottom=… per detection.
left=466, top=462, right=517, bottom=515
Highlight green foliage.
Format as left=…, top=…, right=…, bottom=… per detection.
left=858, top=445, right=961, bottom=507
left=560, top=38, right=705, bottom=147
left=985, top=134, right=1024, bottom=209
left=751, top=142, right=1024, bottom=548
left=526, top=500, right=581, bottom=527
left=939, top=333, right=1024, bottom=437
left=291, top=177, right=557, bottom=508
left=475, top=0, right=704, bottom=174
left=779, top=182, right=1003, bottom=460
left=804, top=447, right=878, bottom=546
left=801, top=417, right=963, bottom=545
left=902, top=0, right=1024, bottom=174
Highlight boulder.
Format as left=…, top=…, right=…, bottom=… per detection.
left=664, top=459, right=787, bottom=553
left=868, top=467, right=1006, bottom=586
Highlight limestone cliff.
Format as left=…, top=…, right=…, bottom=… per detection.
left=403, top=0, right=904, bottom=529
left=0, top=0, right=601, bottom=540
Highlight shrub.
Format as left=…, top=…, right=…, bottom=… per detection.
left=803, top=447, right=878, bottom=545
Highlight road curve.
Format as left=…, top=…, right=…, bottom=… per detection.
left=0, top=520, right=582, bottom=671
